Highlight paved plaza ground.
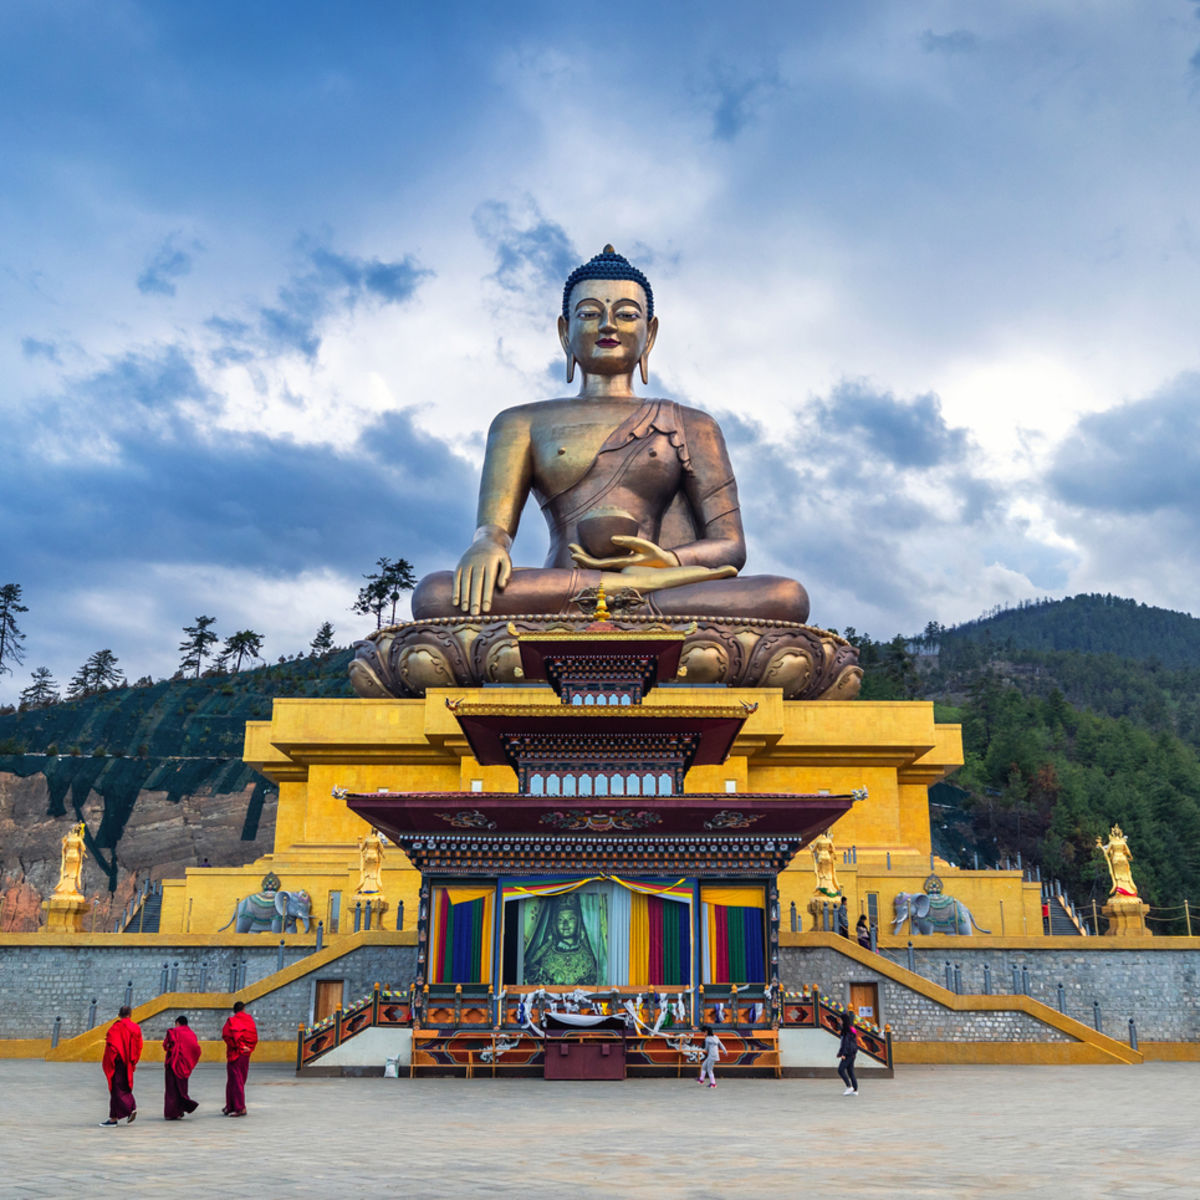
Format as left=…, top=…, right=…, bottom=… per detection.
left=0, top=1059, right=1196, bottom=1198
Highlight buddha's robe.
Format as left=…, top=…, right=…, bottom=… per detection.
left=413, top=400, right=809, bottom=623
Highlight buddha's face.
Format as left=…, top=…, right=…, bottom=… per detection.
left=558, top=278, right=658, bottom=378
left=555, top=907, right=580, bottom=942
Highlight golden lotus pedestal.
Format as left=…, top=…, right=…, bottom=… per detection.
left=41, top=893, right=90, bottom=933
left=1102, top=896, right=1152, bottom=937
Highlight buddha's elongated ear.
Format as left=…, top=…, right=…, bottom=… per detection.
left=639, top=314, right=659, bottom=386
left=557, top=314, right=576, bottom=383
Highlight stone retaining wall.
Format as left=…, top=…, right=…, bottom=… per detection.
left=782, top=943, right=1200, bottom=1042
left=781, top=946, right=1068, bottom=1042
left=877, top=945, right=1198, bottom=1042
left=0, top=940, right=417, bottom=1041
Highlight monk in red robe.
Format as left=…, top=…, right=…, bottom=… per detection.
left=99, top=1005, right=142, bottom=1126
left=221, top=1001, right=258, bottom=1117
left=162, top=1015, right=202, bottom=1119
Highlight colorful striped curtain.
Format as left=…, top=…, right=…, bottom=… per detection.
left=431, top=886, right=493, bottom=983
left=701, top=885, right=766, bottom=984
left=628, top=891, right=691, bottom=987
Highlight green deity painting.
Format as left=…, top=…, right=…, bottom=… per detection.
left=523, top=891, right=608, bottom=986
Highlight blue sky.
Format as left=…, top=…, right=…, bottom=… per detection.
left=4, top=1, right=1200, bottom=700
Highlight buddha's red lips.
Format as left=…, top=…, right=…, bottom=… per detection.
left=596, top=338, right=620, bottom=346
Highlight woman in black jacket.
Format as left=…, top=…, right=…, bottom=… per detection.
left=837, top=1009, right=858, bottom=1095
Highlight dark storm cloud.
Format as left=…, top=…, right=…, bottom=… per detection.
left=3, top=343, right=474, bottom=587
left=20, top=337, right=60, bottom=363
left=920, top=30, right=979, bottom=56
left=136, top=235, right=198, bottom=297
left=211, top=239, right=431, bottom=362
left=472, top=200, right=579, bottom=295
left=1049, top=372, right=1200, bottom=517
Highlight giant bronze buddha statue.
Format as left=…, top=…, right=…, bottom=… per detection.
left=351, top=247, right=860, bottom=701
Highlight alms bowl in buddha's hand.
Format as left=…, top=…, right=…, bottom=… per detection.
left=576, top=508, right=640, bottom=559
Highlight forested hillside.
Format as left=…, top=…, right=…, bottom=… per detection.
left=847, top=595, right=1200, bottom=931
left=936, top=593, right=1200, bottom=665
left=4, top=594, right=1200, bottom=934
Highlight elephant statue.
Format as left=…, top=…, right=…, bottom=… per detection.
left=893, top=891, right=990, bottom=935
left=218, top=888, right=312, bottom=934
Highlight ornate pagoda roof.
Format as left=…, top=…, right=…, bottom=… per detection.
left=515, top=627, right=686, bottom=700
left=343, top=788, right=859, bottom=874
left=345, top=789, right=855, bottom=839
left=446, top=699, right=754, bottom=767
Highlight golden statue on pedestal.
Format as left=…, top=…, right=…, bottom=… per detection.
left=1096, top=824, right=1150, bottom=937
left=807, top=829, right=843, bottom=931
left=42, top=821, right=91, bottom=932
left=356, top=831, right=386, bottom=897
left=53, top=821, right=88, bottom=898
left=352, top=246, right=861, bottom=702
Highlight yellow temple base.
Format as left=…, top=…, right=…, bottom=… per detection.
left=159, top=688, right=1041, bottom=938
left=41, top=893, right=90, bottom=933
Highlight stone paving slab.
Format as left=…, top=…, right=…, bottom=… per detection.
left=0, top=1059, right=1196, bottom=1198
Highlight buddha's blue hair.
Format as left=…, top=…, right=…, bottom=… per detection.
left=561, top=245, right=654, bottom=319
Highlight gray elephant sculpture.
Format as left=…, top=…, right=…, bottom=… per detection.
left=892, top=891, right=990, bottom=935
left=218, top=888, right=313, bottom=934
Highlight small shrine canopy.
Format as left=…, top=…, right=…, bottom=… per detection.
left=516, top=630, right=686, bottom=704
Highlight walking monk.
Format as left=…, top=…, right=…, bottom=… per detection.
left=162, top=1015, right=201, bottom=1119
left=221, top=1000, right=258, bottom=1117
left=99, top=1004, right=142, bottom=1126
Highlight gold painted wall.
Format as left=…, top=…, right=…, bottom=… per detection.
left=160, top=685, right=1030, bottom=938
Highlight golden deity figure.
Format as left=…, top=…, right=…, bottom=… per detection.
left=810, top=830, right=841, bottom=898
left=1096, top=824, right=1151, bottom=937
left=352, top=247, right=862, bottom=702
left=1096, top=825, right=1138, bottom=897
left=806, top=828, right=843, bottom=931
left=356, top=830, right=386, bottom=897
left=42, top=821, right=91, bottom=932
left=53, top=821, right=88, bottom=898
left=413, top=247, right=808, bottom=623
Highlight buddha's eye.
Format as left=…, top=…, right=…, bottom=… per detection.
left=576, top=309, right=602, bottom=321
left=615, top=309, right=639, bottom=320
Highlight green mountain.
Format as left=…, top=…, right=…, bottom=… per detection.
left=937, top=593, right=1200, bottom=664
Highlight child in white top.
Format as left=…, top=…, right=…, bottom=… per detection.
left=698, top=1025, right=724, bottom=1088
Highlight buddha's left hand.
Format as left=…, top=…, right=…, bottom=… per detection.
left=569, top=535, right=680, bottom=571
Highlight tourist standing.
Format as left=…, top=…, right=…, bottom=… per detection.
left=697, top=1024, right=724, bottom=1089
left=836, top=897, right=850, bottom=938
left=221, top=1000, right=258, bottom=1117
left=163, top=1015, right=201, bottom=1119
left=837, top=1009, right=859, bottom=1096
left=856, top=914, right=872, bottom=950
left=99, top=1004, right=142, bottom=1126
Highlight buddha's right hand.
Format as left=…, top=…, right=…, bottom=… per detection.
left=453, top=527, right=513, bottom=615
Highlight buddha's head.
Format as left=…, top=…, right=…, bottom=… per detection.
left=558, top=246, right=659, bottom=385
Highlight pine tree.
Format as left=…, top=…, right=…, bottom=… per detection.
left=68, top=649, right=125, bottom=698
left=0, top=583, right=29, bottom=677
left=222, top=630, right=265, bottom=672
left=310, top=621, right=335, bottom=655
left=178, top=616, right=219, bottom=678
left=18, top=666, right=59, bottom=709
left=353, top=557, right=416, bottom=630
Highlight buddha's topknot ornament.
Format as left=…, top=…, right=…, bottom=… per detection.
left=561, top=245, right=654, bottom=319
